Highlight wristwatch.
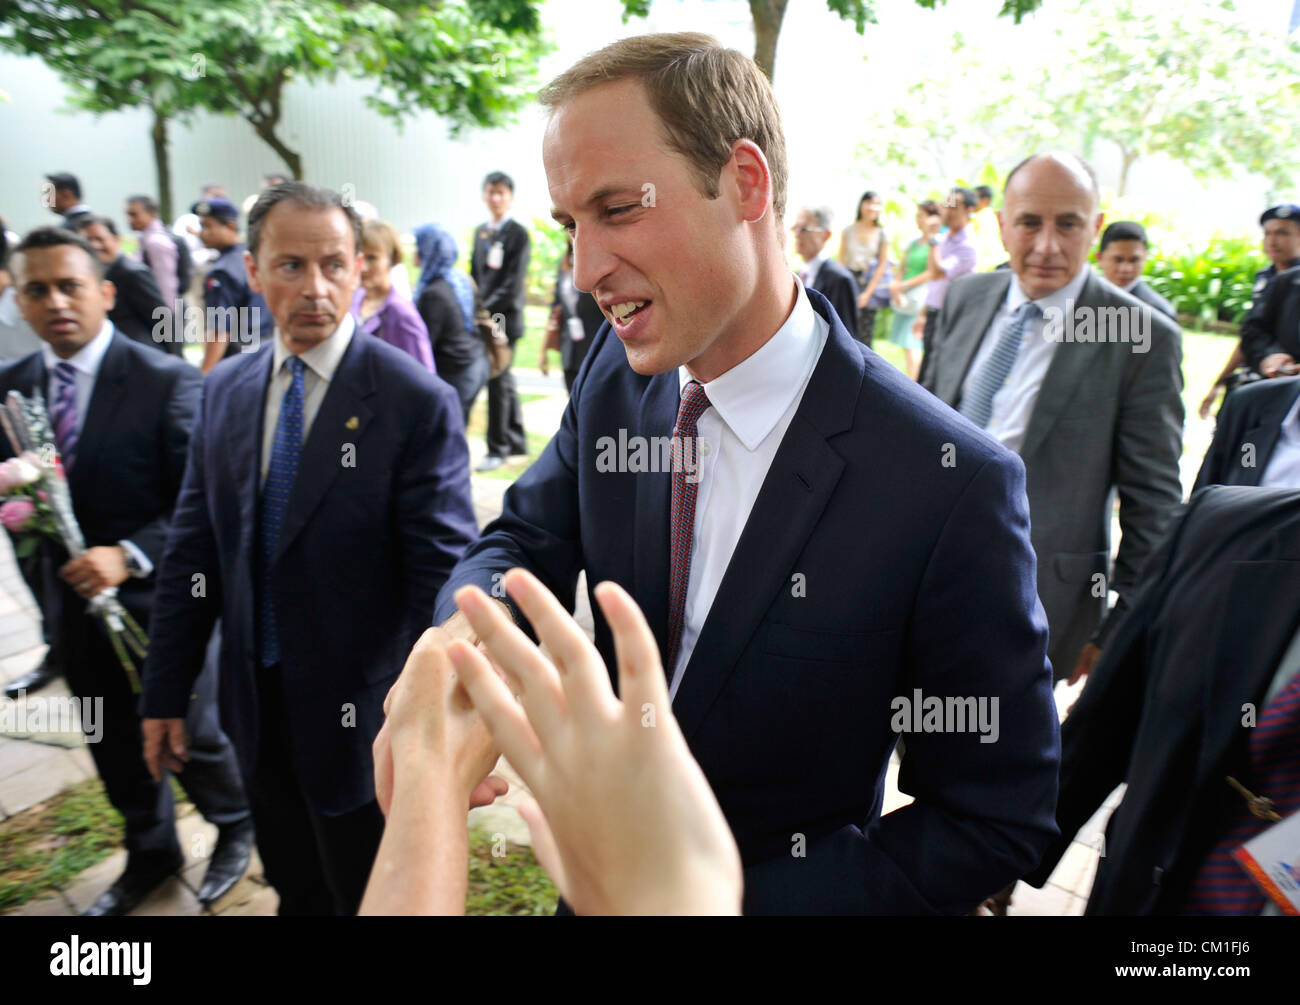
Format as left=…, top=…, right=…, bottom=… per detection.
left=927, top=237, right=940, bottom=247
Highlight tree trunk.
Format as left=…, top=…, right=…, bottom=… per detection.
left=749, top=0, right=789, bottom=81
left=151, top=105, right=172, bottom=222
left=1117, top=147, right=1137, bottom=197
left=249, top=120, right=302, bottom=181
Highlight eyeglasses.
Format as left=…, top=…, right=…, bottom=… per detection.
left=792, top=226, right=826, bottom=235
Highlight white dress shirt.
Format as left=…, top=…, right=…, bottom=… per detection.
left=669, top=279, right=828, bottom=698
left=42, top=321, right=151, bottom=575
left=1259, top=391, right=1300, bottom=488
left=959, top=265, right=1091, bottom=454
left=260, top=314, right=355, bottom=486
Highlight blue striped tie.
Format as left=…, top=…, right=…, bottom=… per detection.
left=258, top=356, right=306, bottom=667
left=50, top=362, right=79, bottom=469
left=960, top=301, right=1042, bottom=429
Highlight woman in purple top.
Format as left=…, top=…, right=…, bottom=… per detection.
left=351, top=220, right=435, bottom=373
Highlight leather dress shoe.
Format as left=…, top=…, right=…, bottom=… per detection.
left=4, top=661, right=60, bottom=700
left=83, top=849, right=184, bottom=917
left=198, top=820, right=254, bottom=904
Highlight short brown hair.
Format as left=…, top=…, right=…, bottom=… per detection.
left=538, top=32, right=788, bottom=234
left=362, top=219, right=404, bottom=269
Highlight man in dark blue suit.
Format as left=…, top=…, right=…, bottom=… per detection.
left=140, top=183, right=478, bottom=916
left=1194, top=376, right=1300, bottom=490
left=2, top=227, right=251, bottom=915
left=399, top=33, right=1060, bottom=914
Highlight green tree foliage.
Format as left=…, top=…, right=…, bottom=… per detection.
left=618, top=0, right=1042, bottom=80
left=0, top=0, right=549, bottom=217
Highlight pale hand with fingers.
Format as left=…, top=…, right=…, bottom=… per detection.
left=449, top=570, right=743, bottom=916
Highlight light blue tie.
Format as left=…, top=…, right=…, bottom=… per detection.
left=960, top=301, right=1042, bottom=429
left=259, top=356, right=306, bottom=667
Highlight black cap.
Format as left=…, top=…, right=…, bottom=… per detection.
left=191, top=196, right=239, bottom=223
left=1260, top=204, right=1300, bottom=226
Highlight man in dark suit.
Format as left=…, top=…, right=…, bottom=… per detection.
left=76, top=216, right=169, bottom=351
left=387, top=33, right=1061, bottom=915
left=44, top=172, right=92, bottom=232
left=471, top=170, right=530, bottom=471
left=140, top=183, right=478, bottom=916
left=1095, top=221, right=1176, bottom=320
left=923, top=152, right=1184, bottom=686
left=792, top=206, right=861, bottom=343
left=3, top=227, right=252, bottom=915
left=1024, top=485, right=1300, bottom=914
left=1241, top=260, right=1300, bottom=379
left=1194, top=376, right=1300, bottom=490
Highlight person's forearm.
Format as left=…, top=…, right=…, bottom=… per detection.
left=360, top=764, right=468, bottom=916
left=201, top=331, right=227, bottom=374
left=901, top=269, right=931, bottom=292
left=927, top=243, right=946, bottom=279
left=1212, top=344, right=1245, bottom=384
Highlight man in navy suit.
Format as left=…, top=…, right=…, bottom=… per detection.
left=2, top=227, right=251, bottom=915
left=389, top=33, right=1061, bottom=914
left=140, top=183, right=478, bottom=915
left=1194, top=376, right=1300, bottom=490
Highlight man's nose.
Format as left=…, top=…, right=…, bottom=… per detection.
left=1033, top=226, right=1062, bottom=258
left=301, top=263, right=330, bottom=298
left=571, top=230, right=613, bottom=295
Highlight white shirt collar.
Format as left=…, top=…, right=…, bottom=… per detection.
left=678, top=279, right=819, bottom=452
left=41, top=318, right=114, bottom=378
left=802, top=253, right=826, bottom=281
left=272, top=312, right=355, bottom=382
left=489, top=215, right=513, bottom=233
left=1007, top=263, right=1091, bottom=314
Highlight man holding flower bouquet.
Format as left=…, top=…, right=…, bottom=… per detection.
left=0, top=227, right=253, bottom=916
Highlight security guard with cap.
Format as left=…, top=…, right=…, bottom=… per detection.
left=193, top=197, right=274, bottom=375
left=1200, top=204, right=1300, bottom=415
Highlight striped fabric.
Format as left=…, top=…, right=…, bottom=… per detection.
left=1184, top=673, right=1300, bottom=914
left=50, top=361, right=79, bottom=469
left=959, top=301, right=1042, bottom=429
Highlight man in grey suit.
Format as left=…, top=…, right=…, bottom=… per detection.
left=922, top=152, right=1184, bottom=685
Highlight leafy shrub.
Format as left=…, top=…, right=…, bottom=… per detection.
left=1141, top=235, right=1266, bottom=327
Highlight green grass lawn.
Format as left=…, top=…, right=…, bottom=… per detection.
left=0, top=775, right=556, bottom=915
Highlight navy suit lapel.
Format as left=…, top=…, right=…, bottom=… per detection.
left=231, top=346, right=274, bottom=532
left=633, top=372, right=680, bottom=665
left=1237, top=384, right=1298, bottom=485
left=69, top=332, right=130, bottom=496
left=672, top=289, right=859, bottom=742
left=271, top=334, right=375, bottom=566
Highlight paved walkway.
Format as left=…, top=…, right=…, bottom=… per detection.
left=0, top=367, right=1213, bottom=916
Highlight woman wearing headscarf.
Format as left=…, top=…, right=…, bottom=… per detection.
left=414, top=223, right=489, bottom=424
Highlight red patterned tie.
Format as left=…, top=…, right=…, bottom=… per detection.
left=1184, top=672, right=1300, bottom=914
left=666, top=380, right=711, bottom=674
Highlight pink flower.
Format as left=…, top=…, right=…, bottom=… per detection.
left=36, top=490, right=48, bottom=503
left=0, top=499, right=35, bottom=532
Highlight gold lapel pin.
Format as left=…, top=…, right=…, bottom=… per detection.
left=345, top=416, right=359, bottom=430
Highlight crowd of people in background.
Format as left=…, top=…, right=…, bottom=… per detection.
left=2, top=29, right=1300, bottom=921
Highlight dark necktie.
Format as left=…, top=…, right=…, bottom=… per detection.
left=258, top=356, right=306, bottom=667
left=666, top=380, right=711, bottom=675
left=50, top=362, right=79, bottom=469
left=1184, top=672, right=1300, bottom=914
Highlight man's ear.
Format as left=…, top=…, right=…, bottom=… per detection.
left=728, top=138, right=773, bottom=225
left=100, top=278, right=117, bottom=313
left=245, top=249, right=263, bottom=295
